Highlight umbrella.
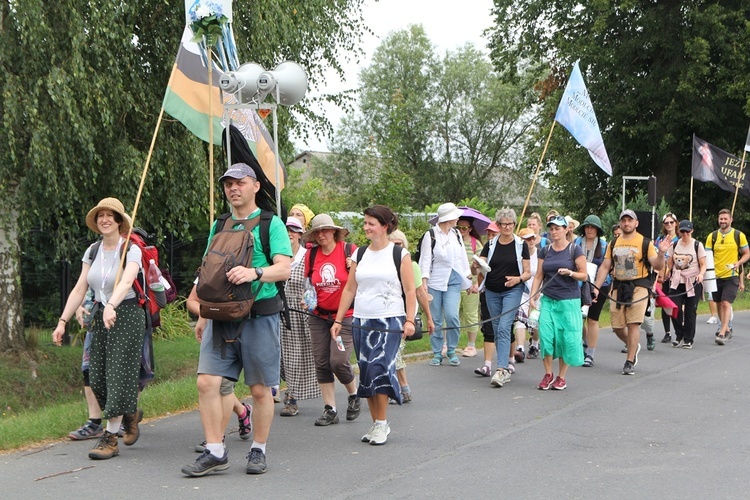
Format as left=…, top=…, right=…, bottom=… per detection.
left=428, top=206, right=491, bottom=234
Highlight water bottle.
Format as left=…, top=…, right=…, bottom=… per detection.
left=83, top=288, right=95, bottom=327
left=335, top=336, right=345, bottom=352
left=303, top=278, right=317, bottom=312
left=528, top=308, right=540, bottom=330
left=147, top=259, right=166, bottom=292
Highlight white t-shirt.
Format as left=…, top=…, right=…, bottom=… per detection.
left=353, top=243, right=408, bottom=319
left=419, top=228, right=471, bottom=291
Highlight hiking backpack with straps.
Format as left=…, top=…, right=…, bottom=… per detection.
left=89, top=230, right=175, bottom=328
left=196, top=210, right=289, bottom=324
left=708, top=229, right=742, bottom=257
left=413, top=227, right=463, bottom=268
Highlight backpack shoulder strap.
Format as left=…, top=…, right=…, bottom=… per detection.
left=355, top=244, right=369, bottom=263
left=89, top=240, right=102, bottom=262
left=258, top=210, right=274, bottom=266
left=307, top=246, right=319, bottom=279
left=735, top=229, right=742, bottom=255
left=709, top=230, right=718, bottom=248
left=216, top=212, right=232, bottom=232
left=345, top=242, right=354, bottom=258
left=642, top=237, right=650, bottom=265
left=694, top=239, right=700, bottom=255
left=392, top=244, right=403, bottom=283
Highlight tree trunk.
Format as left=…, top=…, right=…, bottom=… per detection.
left=653, top=142, right=682, bottom=202
left=0, top=181, right=28, bottom=353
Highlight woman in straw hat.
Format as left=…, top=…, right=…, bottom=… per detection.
left=302, top=214, right=361, bottom=427
left=52, top=198, right=145, bottom=460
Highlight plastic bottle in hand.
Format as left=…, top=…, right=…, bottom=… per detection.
left=528, top=308, right=540, bottom=330
left=83, top=288, right=95, bottom=327
left=303, top=278, right=317, bottom=312
left=147, top=259, right=166, bottom=292
left=335, top=336, right=345, bottom=352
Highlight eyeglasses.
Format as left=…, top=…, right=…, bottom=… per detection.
left=664, top=220, right=676, bottom=225
left=456, top=225, right=471, bottom=231
left=498, top=222, right=515, bottom=228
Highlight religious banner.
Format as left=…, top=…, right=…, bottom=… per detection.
left=692, top=134, right=749, bottom=197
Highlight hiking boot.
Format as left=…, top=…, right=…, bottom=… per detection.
left=622, top=361, right=635, bottom=375
left=69, top=421, right=104, bottom=441
left=88, top=430, right=119, bottom=460
left=527, top=345, right=540, bottom=359
left=647, top=335, right=655, bottom=351
left=181, top=450, right=229, bottom=477
left=238, top=403, right=253, bottom=440
left=346, top=395, right=362, bottom=421
left=245, top=448, right=267, bottom=474
left=122, top=408, right=143, bottom=446
left=490, top=368, right=511, bottom=388
left=582, top=354, right=594, bottom=367
left=280, top=402, right=299, bottom=416
left=551, top=376, right=567, bottom=390
left=538, top=372, right=554, bottom=390
left=314, top=405, right=339, bottom=426
left=661, top=333, right=672, bottom=344
left=369, top=422, right=391, bottom=445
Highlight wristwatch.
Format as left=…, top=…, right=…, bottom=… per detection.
left=254, top=267, right=264, bottom=281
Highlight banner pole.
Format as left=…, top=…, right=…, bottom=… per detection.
left=731, top=149, right=747, bottom=217
left=207, top=38, right=215, bottom=229
left=689, top=177, right=694, bottom=221
left=517, top=121, right=556, bottom=231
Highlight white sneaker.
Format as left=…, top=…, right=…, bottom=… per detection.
left=490, top=368, right=511, bottom=387
left=707, top=316, right=718, bottom=324
left=361, top=423, right=378, bottom=443
left=368, top=422, right=390, bottom=445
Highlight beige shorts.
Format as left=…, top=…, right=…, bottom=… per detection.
left=609, top=286, right=649, bottom=329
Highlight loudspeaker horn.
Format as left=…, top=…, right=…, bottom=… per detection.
left=257, top=61, right=308, bottom=106
left=219, top=62, right=266, bottom=103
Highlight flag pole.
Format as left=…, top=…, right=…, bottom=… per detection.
left=517, top=120, right=556, bottom=231
left=731, top=150, right=748, bottom=216
left=206, top=36, right=215, bottom=228
left=689, top=176, right=694, bottom=221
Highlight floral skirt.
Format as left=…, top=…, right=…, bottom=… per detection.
left=352, top=317, right=403, bottom=404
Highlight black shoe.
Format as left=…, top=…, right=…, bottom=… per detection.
left=182, top=450, right=229, bottom=477
left=661, top=333, right=671, bottom=344
left=245, top=448, right=267, bottom=474
left=527, top=345, right=539, bottom=359
left=622, top=361, right=635, bottom=375
left=346, top=395, right=361, bottom=421
left=314, top=405, right=339, bottom=426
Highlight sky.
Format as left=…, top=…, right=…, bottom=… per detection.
left=292, top=0, right=497, bottom=152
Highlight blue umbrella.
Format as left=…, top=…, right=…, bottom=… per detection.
left=429, top=206, right=491, bottom=234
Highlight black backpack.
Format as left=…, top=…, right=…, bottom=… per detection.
left=413, top=228, right=462, bottom=269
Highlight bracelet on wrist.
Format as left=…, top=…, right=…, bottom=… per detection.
left=106, top=302, right=115, bottom=309
left=59, top=318, right=66, bottom=324
left=404, top=319, right=415, bottom=326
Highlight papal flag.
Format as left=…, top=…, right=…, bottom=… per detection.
left=162, top=1, right=285, bottom=188
left=555, top=61, right=612, bottom=176
left=691, top=135, right=749, bottom=197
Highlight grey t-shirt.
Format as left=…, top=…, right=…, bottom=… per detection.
left=539, top=243, right=583, bottom=300
left=83, top=242, right=142, bottom=303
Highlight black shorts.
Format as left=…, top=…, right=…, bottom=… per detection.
left=713, top=277, right=740, bottom=304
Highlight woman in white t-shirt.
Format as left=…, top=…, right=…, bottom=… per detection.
left=331, top=205, right=416, bottom=446
left=666, top=220, right=706, bottom=348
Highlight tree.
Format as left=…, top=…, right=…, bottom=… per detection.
left=0, top=0, right=367, bottom=352
left=487, top=0, right=750, bottom=220
left=325, top=25, right=539, bottom=210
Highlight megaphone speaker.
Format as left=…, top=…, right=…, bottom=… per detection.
left=219, top=63, right=266, bottom=103
left=258, top=61, right=308, bottom=106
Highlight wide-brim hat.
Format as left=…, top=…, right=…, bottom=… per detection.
left=85, top=198, right=132, bottom=235
left=302, top=214, right=349, bottom=243
left=577, top=214, right=604, bottom=236
left=437, top=202, right=463, bottom=223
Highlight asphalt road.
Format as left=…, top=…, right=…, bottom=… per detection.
left=3, top=312, right=749, bottom=499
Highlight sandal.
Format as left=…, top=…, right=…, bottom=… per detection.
left=429, top=355, right=442, bottom=366
left=447, top=352, right=460, bottom=366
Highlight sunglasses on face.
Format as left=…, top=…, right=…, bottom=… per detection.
left=456, top=225, right=471, bottom=231
left=664, top=220, right=676, bottom=225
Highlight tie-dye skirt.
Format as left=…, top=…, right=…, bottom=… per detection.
left=352, top=316, right=403, bottom=404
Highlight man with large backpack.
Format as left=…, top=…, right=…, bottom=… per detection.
left=593, top=210, right=670, bottom=375
left=182, top=163, right=292, bottom=477
left=705, top=208, right=750, bottom=345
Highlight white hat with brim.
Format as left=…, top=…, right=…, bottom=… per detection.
left=85, top=197, right=132, bottom=235
left=437, top=203, right=463, bottom=223
left=286, top=217, right=304, bottom=233
left=302, top=214, right=349, bottom=243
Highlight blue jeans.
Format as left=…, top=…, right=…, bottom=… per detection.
left=485, top=286, right=523, bottom=369
left=429, top=270, right=463, bottom=356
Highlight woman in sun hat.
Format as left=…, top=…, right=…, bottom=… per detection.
left=52, top=198, right=145, bottom=460
left=302, top=214, right=361, bottom=427
left=418, top=202, right=473, bottom=367
left=574, top=214, right=610, bottom=367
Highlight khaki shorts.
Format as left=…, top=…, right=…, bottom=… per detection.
left=609, top=286, right=649, bottom=329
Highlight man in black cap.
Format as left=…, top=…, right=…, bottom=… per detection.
left=593, top=209, right=671, bottom=375
left=182, top=163, right=292, bottom=477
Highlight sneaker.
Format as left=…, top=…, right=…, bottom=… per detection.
left=647, top=335, right=655, bottom=351
left=361, top=423, right=378, bottom=442
left=707, top=316, right=718, bottom=324
left=194, top=435, right=224, bottom=453
left=401, top=391, right=412, bottom=403
left=507, top=360, right=516, bottom=374
left=726, top=328, right=733, bottom=340
left=280, top=402, right=299, bottom=416
left=346, top=395, right=362, bottom=421
left=315, top=405, right=339, bottom=426
left=369, top=422, right=390, bottom=445
left=69, top=421, right=104, bottom=441
left=121, top=408, right=143, bottom=446
left=245, top=448, right=267, bottom=474
left=447, top=351, right=461, bottom=366
left=633, top=343, right=641, bottom=367
left=538, top=372, right=554, bottom=390
left=490, top=368, right=511, bottom=387
left=429, top=355, right=442, bottom=366
left=682, top=342, right=693, bottom=349
left=238, top=403, right=253, bottom=439
left=474, top=365, right=492, bottom=377
left=88, top=430, right=119, bottom=460
left=527, top=345, right=540, bottom=359
left=672, top=340, right=682, bottom=348
left=551, top=376, right=567, bottom=390
left=622, top=361, right=634, bottom=375
left=661, top=333, right=672, bottom=344
left=582, top=354, right=594, bottom=367
left=462, top=346, right=477, bottom=357
left=620, top=347, right=627, bottom=353
left=716, top=335, right=726, bottom=346
left=182, top=450, right=229, bottom=476
left=514, top=347, right=526, bottom=363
